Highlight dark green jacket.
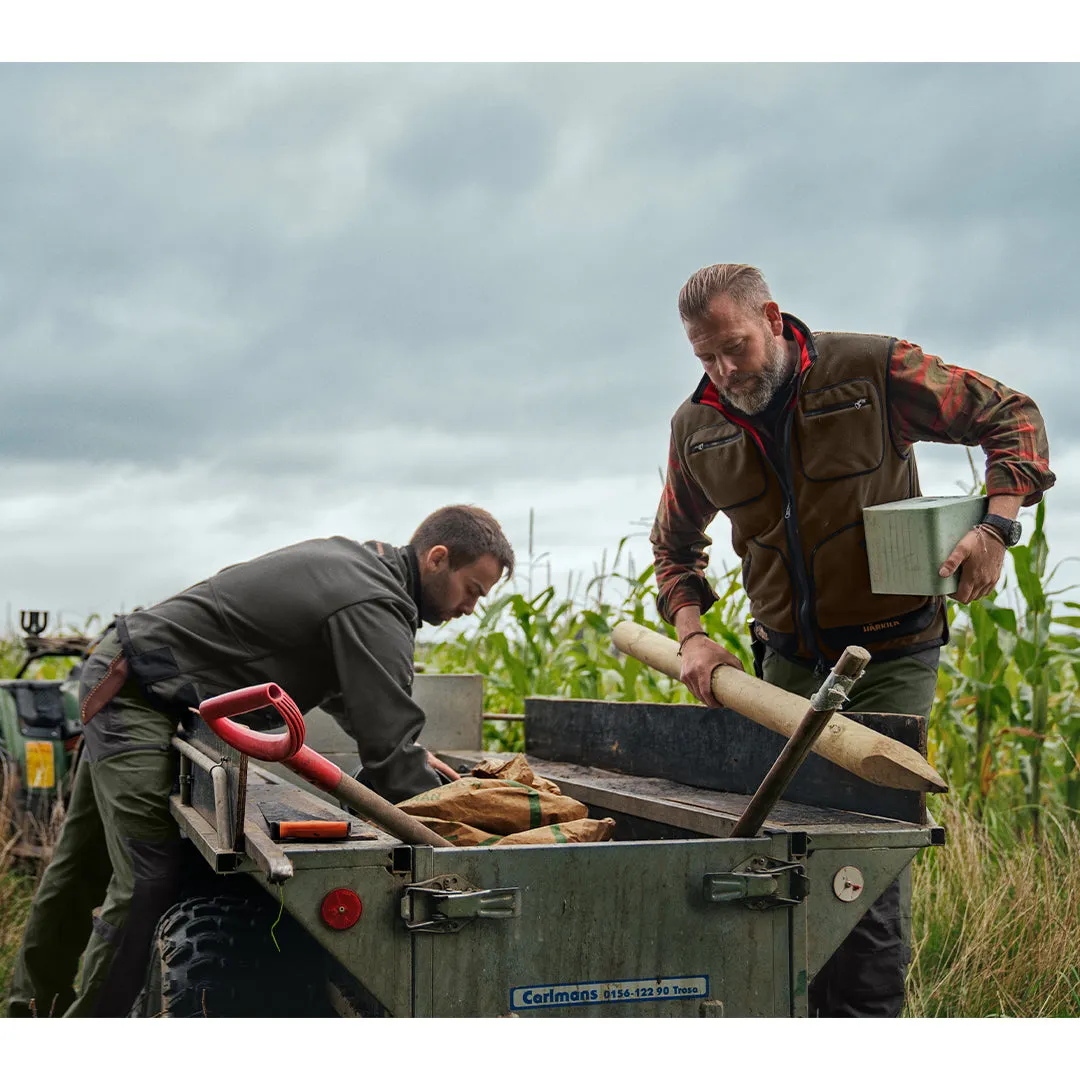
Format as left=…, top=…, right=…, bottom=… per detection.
left=114, top=537, right=440, bottom=802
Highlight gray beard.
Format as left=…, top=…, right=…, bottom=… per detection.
left=720, top=337, right=793, bottom=415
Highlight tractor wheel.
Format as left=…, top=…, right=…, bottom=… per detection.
left=136, top=893, right=332, bottom=1018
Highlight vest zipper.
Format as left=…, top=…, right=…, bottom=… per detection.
left=766, top=407, right=829, bottom=671
left=689, top=435, right=739, bottom=455
left=803, top=397, right=868, bottom=418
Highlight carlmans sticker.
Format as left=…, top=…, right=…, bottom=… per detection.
left=510, top=975, right=708, bottom=1010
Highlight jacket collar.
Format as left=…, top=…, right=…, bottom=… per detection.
left=402, top=545, right=423, bottom=630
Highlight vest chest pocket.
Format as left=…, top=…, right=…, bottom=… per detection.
left=796, top=379, right=885, bottom=482
left=684, top=425, right=768, bottom=511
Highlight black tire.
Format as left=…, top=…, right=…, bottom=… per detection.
left=137, top=893, right=333, bottom=1018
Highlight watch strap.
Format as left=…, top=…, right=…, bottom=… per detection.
left=981, top=513, right=1021, bottom=547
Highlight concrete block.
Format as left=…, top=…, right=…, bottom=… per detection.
left=863, top=494, right=987, bottom=595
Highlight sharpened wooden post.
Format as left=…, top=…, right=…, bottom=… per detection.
left=730, top=645, right=871, bottom=837
left=610, top=622, right=947, bottom=794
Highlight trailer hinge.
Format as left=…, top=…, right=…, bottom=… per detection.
left=703, top=856, right=808, bottom=910
left=401, top=874, right=521, bottom=933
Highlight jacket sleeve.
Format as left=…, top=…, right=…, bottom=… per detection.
left=320, top=599, right=442, bottom=804
left=650, top=426, right=722, bottom=624
left=887, top=340, right=1056, bottom=506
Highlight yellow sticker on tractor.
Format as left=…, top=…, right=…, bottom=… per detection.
left=25, top=742, right=55, bottom=789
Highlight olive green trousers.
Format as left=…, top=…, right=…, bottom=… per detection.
left=8, top=633, right=183, bottom=1018
left=762, top=647, right=939, bottom=1018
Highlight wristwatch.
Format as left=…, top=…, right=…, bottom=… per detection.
left=981, top=513, right=1023, bottom=547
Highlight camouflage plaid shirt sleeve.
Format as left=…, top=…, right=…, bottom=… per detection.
left=887, top=340, right=1055, bottom=505
left=650, top=426, right=723, bottom=624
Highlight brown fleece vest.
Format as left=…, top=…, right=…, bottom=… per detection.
left=672, top=329, right=945, bottom=663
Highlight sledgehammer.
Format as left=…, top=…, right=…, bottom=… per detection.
left=611, top=622, right=947, bottom=794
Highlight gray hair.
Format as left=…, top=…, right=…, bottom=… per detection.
left=678, top=264, right=773, bottom=322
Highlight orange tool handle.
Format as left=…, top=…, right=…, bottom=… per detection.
left=270, top=820, right=350, bottom=842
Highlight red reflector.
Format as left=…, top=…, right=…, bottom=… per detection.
left=321, top=888, right=362, bottom=930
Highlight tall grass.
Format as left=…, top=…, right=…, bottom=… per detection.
left=907, top=801, right=1080, bottom=1017
left=0, top=758, right=55, bottom=1005
left=0, top=621, right=83, bottom=1008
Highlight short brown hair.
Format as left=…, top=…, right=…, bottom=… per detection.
left=410, top=505, right=515, bottom=578
left=678, top=264, right=773, bottom=323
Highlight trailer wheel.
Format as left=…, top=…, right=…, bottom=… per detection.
left=136, top=893, right=332, bottom=1017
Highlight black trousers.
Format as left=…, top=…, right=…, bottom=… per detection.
left=809, top=878, right=906, bottom=1017
left=760, top=646, right=939, bottom=1018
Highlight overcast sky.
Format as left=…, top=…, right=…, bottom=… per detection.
left=3, top=62, right=1077, bottom=637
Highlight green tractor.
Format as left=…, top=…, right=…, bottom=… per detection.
left=0, top=611, right=92, bottom=854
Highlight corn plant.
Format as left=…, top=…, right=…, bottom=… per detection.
left=423, top=540, right=754, bottom=751
left=931, top=500, right=1080, bottom=834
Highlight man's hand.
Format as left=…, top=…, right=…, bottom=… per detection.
left=939, top=526, right=1007, bottom=604
left=425, top=750, right=461, bottom=782
left=678, top=634, right=744, bottom=707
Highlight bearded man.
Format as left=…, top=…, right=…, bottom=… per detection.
left=651, top=263, right=1054, bottom=1017
left=10, top=505, right=514, bottom=1019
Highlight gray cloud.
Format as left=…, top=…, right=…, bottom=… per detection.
left=1, top=63, right=1076, bottom=619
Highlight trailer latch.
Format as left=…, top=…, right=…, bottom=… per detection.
left=703, top=856, right=807, bottom=910
left=401, top=874, right=521, bottom=933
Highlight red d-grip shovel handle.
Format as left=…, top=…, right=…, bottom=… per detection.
left=198, top=683, right=307, bottom=761
left=198, top=683, right=344, bottom=787
left=196, top=683, right=453, bottom=848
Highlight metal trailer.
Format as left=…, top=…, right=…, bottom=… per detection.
left=154, top=675, right=943, bottom=1018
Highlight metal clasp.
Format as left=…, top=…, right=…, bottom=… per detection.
left=401, top=874, right=521, bottom=933
left=703, top=856, right=808, bottom=910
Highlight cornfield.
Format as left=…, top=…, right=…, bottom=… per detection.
left=426, top=501, right=1080, bottom=837
left=2, top=497, right=1078, bottom=1016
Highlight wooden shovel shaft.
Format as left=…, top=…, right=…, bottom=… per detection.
left=291, top=765, right=455, bottom=848
left=611, top=622, right=947, bottom=794
left=730, top=645, right=870, bottom=837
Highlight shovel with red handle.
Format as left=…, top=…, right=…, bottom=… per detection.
left=198, top=683, right=453, bottom=848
